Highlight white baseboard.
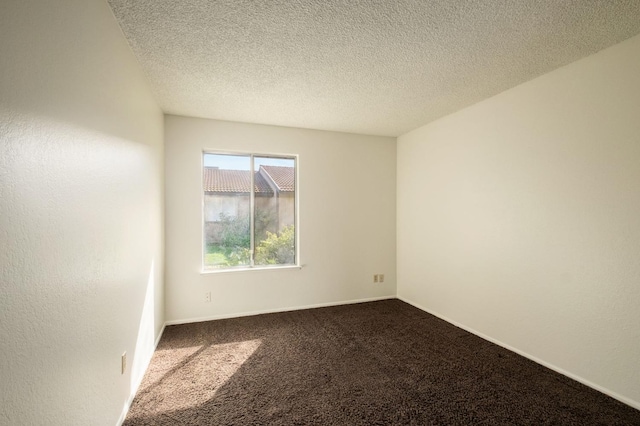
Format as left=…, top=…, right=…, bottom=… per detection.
left=117, top=323, right=167, bottom=426
left=397, top=295, right=640, bottom=411
left=165, top=295, right=396, bottom=326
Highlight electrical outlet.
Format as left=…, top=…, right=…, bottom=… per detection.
left=121, top=352, right=126, bottom=375
left=373, top=274, right=379, bottom=283
left=204, top=291, right=211, bottom=303
left=379, top=274, right=385, bottom=283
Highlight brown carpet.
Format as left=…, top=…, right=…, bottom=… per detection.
left=124, top=299, right=640, bottom=425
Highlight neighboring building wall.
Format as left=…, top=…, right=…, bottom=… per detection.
left=204, top=194, right=278, bottom=244
left=204, top=193, right=250, bottom=222
left=203, top=165, right=295, bottom=244
left=277, top=193, right=295, bottom=230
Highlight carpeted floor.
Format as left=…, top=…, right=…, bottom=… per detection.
left=124, top=299, right=640, bottom=425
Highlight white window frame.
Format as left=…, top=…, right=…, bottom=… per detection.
left=201, top=150, right=300, bottom=273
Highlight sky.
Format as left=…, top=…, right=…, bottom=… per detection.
left=204, top=153, right=294, bottom=170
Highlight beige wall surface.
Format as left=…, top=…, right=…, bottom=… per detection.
left=0, top=1, right=164, bottom=424
left=165, top=116, right=396, bottom=323
left=397, top=34, right=640, bottom=408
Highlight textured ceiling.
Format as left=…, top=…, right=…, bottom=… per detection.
left=108, top=0, right=640, bottom=137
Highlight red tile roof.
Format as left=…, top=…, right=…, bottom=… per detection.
left=203, top=166, right=295, bottom=194
left=203, top=168, right=273, bottom=194
left=260, top=166, right=295, bottom=192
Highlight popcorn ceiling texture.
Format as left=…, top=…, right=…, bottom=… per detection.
left=108, top=0, right=640, bottom=136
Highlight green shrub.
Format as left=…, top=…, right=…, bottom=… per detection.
left=207, top=215, right=294, bottom=267
left=255, top=225, right=295, bottom=265
left=218, top=212, right=250, bottom=249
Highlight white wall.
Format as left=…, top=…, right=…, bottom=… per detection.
left=397, top=34, right=640, bottom=408
left=165, top=116, right=396, bottom=323
left=0, top=1, right=164, bottom=425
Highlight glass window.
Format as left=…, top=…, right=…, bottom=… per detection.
left=203, top=152, right=297, bottom=270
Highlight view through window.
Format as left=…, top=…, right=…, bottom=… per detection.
left=203, top=152, right=296, bottom=270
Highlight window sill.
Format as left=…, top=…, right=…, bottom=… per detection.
left=200, top=264, right=303, bottom=275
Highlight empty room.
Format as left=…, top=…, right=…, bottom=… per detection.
left=1, top=0, right=640, bottom=425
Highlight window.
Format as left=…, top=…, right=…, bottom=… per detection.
left=203, top=152, right=297, bottom=270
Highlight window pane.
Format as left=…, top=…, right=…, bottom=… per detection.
left=203, top=153, right=251, bottom=269
left=253, top=156, right=296, bottom=266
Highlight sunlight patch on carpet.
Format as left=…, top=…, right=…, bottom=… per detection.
left=129, top=339, right=262, bottom=418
